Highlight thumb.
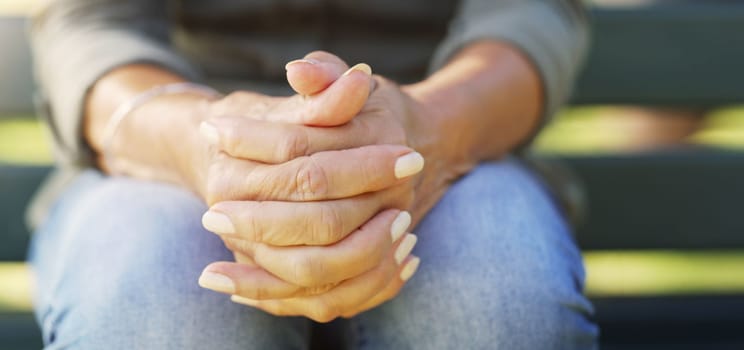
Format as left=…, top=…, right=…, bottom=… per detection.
left=285, top=51, right=374, bottom=126
left=286, top=51, right=350, bottom=95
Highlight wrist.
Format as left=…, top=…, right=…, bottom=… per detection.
left=154, top=94, right=216, bottom=197
left=402, top=81, right=479, bottom=178
left=110, top=92, right=216, bottom=196
left=404, top=41, right=543, bottom=168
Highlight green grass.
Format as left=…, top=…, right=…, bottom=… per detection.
left=533, top=107, right=632, bottom=154
left=585, top=250, right=744, bottom=296
left=0, top=117, right=53, bottom=164
left=534, top=105, right=744, bottom=153
left=0, top=263, right=33, bottom=312
left=689, top=106, right=744, bottom=149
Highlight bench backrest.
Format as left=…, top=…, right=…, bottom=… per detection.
left=574, top=2, right=744, bottom=106
left=3, top=3, right=744, bottom=260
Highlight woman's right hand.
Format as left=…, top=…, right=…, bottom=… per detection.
left=86, top=55, right=423, bottom=319
left=193, top=54, right=425, bottom=316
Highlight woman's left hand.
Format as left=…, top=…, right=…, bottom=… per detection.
left=198, top=53, right=469, bottom=320
left=203, top=55, right=467, bottom=226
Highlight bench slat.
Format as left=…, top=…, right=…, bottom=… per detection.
left=566, top=150, right=744, bottom=250
left=0, top=164, right=50, bottom=261
left=573, top=3, right=744, bottom=106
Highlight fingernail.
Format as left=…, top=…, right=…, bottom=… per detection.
left=399, top=256, right=421, bottom=282
left=394, top=234, right=418, bottom=265
left=285, top=58, right=319, bottom=70
left=231, top=295, right=259, bottom=306
left=202, top=211, right=235, bottom=234
left=199, top=271, right=236, bottom=294
left=394, top=152, right=424, bottom=179
left=200, top=122, right=220, bottom=145
left=390, top=211, right=411, bottom=243
left=343, top=63, right=372, bottom=77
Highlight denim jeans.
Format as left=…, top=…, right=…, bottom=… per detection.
left=29, top=159, right=598, bottom=349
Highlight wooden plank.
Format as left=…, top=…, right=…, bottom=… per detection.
left=573, top=3, right=744, bottom=106
left=0, top=312, right=42, bottom=350
left=0, top=164, right=50, bottom=261
left=561, top=150, right=744, bottom=250
left=595, top=295, right=744, bottom=348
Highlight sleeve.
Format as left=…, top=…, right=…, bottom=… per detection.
left=30, top=0, right=202, bottom=167
left=430, top=0, right=589, bottom=124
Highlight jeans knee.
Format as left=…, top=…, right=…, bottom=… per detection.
left=369, top=159, right=598, bottom=349
left=31, top=175, right=269, bottom=349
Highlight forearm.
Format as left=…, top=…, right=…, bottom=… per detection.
left=32, top=0, right=200, bottom=168
left=84, top=64, right=210, bottom=194
left=405, top=41, right=542, bottom=172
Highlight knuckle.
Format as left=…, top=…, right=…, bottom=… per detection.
left=243, top=203, right=265, bottom=242
left=303, top=283, right=336, bottom=296
left=387, top=184, right=415, bottom=209
left=293, top=157, right=328, bottom=200
left=224, top=91, right=250, bottom=103
left=249, top=284, right=272, bottom=300
left=311, top=302, right=339, bottom=323
left=221, top=237, right=240, bottom=251
left=314, top=205, right=344, bottom=244
left=222, top=237, right=254, bottom=256
left=211, top=92, right=243, bottom=115
left=205, top=158, right=230, bottom=205
left=220, top=122, right=242, bottom=150
left=277, top=129, right=309, bottom=162
left=291, top=255, right=324, bottom=287
left=400, top=189, right=415, bottom=209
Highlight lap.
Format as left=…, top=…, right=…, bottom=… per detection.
left=29, top=171, right=308, bottom=350
left=29, top=159, right=597, bottom=349
left=355, top=159, right=598, bottom=349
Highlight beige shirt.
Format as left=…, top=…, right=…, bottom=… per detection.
left=28, top=0, right=589, bottom=227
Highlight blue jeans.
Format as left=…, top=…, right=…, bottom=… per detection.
left=29, top=160, right=598, bottom=349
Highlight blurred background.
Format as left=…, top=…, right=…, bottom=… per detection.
left=2, top=0, right=744, bottom=349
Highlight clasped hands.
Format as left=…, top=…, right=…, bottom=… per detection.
left=195, top=52, right=433, bottom=322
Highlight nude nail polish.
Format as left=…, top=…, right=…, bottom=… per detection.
left=390, top=211, right=411, bottom=243
left=399, top=256, right=421, bottom=282
left=395, top=234, right=418, bottom=265
left=198, top=271, right=236, bottom=294
left=342, top=63, right=372, bottom=76
left=394, top=152, right=424, bottom=179
left=202, top=211, right=235, bottom=234
left=231, top=295, right=259, bottom=306
left=285, top=58, right=319, bottom=70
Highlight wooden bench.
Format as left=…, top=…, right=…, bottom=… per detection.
left=568, top=2, right=744, bottom=348
left=3, top=2, right=744, bottom=348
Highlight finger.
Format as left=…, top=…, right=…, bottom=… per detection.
left=250, top=210, right=411, bottom=287
left=218, top=63, right=370, bottom=127
left=342, top=255, right=421, bottom=318
left=201, top=116, right=389, bottom=164
left=204, top=190, right=411, bottom=246
left=229, top=234, right=418, bottom=323
left=285, top=51, right=349, bottom=95
left=232, top=250, right=258, bottom=267
left=251, top=145, right=423, bottom=201
left=205, top=144, right=422, bottom=202
left=198, top=261, right=337, bottom=299
left=303, top=62, right=371, bottom=126
left=207, top=65, right=370, bottom=127
left=203, top=186, right=411, bottom=246
left=205, top=211, right=411, bottom=295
